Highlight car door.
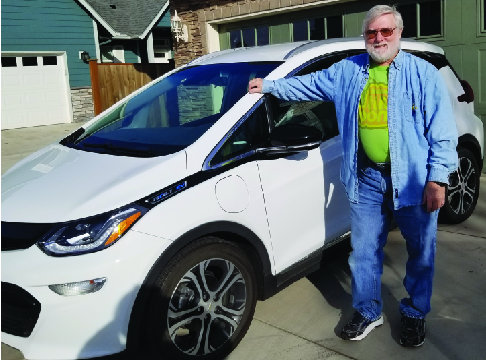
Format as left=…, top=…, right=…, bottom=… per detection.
left=256, top=53, right=351, bottom=274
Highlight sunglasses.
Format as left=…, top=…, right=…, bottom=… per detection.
left=364, top=27, right=397, bottom=39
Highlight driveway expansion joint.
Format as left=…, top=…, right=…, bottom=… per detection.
left=253, top=317, right=358, bottom=360
left=438, top=229, right=486, bottom=240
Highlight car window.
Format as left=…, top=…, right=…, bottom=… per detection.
left=209, top=101, right=269, bottom=167
left=269, top=99, right=339, bottom=142
left=64, top=62, right=281, bottom=158
left=268, top=53, right=346, bottom=142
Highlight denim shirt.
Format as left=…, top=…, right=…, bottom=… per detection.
left=263, top=50, right=458, bottom=209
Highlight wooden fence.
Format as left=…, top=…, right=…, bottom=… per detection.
left=89, top=60, right=175, bottom=115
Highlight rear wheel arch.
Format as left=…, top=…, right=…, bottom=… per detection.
left=458, top=134, right=483, bottom=172
left=125, top=221, right=273, bottom=355
left=440, top=137, right=482, bottom=224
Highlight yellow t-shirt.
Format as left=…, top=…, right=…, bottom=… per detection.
left=358, top=64, right=390, bottom=163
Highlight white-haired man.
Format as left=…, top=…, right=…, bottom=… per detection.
left=249, top=5, right=458, bottom=346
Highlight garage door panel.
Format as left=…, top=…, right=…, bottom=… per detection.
left=46, top=91, right=64, bottom=103
left=28, top=110, right=46, bottom=124
left=25, top=92, right=45, bottom=105
left=2, top=93, right=23, bottom=108
left=44, top=72, right=63, bottom=85
left=1, top=54, right=71, bottom=129
left=23, top=73, right=43, bottom=86
left=48, top=109, right=66, bottom=122
left=3, top=111, right=28, bottom=128
left=2, top=74, right=21, bottom=87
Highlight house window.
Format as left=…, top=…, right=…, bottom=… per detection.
left=326, top=15, right=344, bottom=39
left=397, top=1, right=443, bottom=38
left=482, top=0, right=486, bottom=32
left=293, top=20, right=308, bottom=41
left=419, top=1, right=442, bottom=36
left=152, top=28, right=172, bottom=63
left=242, top=28, right=256, bottom=47
left=43, top=56, right=57, bottom=66
left=292, top=15, right=343, bottom=41
left=1, top=57, right=17, bottom=67
left=154, top=39, right=172, bottom=61
left=230, top=30, right=243, bottom=48
left=257, top=26, right=269, bottom=46
left=100, top=45, right=125, bottom=63
left=230, top=25, right=270, bottom=48
left=22, top=57, right=38, bottom=66
left=310, top=18, right=325, bottom=40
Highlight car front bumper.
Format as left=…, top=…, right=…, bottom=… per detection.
left=1, top=230, right=171, bottom=360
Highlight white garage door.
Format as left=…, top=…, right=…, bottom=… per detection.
left=1, top=52, right=72, bottom=129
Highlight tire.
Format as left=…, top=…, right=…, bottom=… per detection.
left=143, top=237, right=258, bottom=360
left=439, top=147, right=480, bottom=224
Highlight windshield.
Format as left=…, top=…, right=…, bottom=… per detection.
left=64, top=62, right=281, bottom=157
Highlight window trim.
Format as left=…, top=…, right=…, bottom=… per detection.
left=290, top=18, right=310, bottom=42
left=397, top=1, right=445, bottom=40
left=416, top=0, right=444, bottom=39
left=228, top=25, right=270, bottom=49
left=322, top=14, right=345, bottom=40
left=478, top=0, right=486, bottom=36
left=290, top=15, right=344, bottom=42
left=222, top=12, right=345, bottom=50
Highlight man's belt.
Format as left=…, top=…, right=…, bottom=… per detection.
left=373, top=162, right=391, bottom=171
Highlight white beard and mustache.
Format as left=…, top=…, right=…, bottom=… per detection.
left=366, top=40, right=400, bottom=64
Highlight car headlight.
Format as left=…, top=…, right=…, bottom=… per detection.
left=38, top=204, right=148, bottom=256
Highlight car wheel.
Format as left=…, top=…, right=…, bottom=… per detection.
left=143, top=237, right=257, bottom=359
left=440, top=147, right=480, bottom=224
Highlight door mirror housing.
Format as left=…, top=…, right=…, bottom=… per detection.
left=458, top=80, right=474, bottom=103
left=257, top=124, right=322, bottom=155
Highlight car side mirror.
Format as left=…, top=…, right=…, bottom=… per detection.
left=257, top=124, right=322, bottom=155
left=458, top=80, right=474, bottom=103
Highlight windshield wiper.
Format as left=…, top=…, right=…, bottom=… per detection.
left=82, top=142, right=153, bottom=156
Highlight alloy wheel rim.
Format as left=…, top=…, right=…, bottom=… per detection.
left=167, top=258, right=246, bottom=356
left=448, top=156, right=476, bottom=215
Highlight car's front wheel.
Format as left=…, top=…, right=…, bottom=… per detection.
left=440, top=147, right=480, bottom=224
left=143, top=237, right=258, bottom=359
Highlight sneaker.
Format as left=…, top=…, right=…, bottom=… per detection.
left=400, top=316, right=426, bottom=347
left=341, top=311, right=383, bottom=340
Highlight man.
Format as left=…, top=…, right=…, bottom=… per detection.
left=249, top=5, right=458, bottom=347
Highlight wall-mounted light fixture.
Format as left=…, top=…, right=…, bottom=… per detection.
left=79, top=51, right=90, bottom=63
left=170, top=10, right=188, bottom=42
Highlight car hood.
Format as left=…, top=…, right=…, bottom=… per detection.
left=1, top=144, right=187, bottom=223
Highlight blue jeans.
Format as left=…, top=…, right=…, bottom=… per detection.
left=349, top=159, right=438, bottom=320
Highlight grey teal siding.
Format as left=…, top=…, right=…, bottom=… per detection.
left=1, top=0, right=96, bottom=87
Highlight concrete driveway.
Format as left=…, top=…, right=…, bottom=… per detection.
left=2, top=123, right=485, bottom=360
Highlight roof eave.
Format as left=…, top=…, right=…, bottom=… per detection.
left=77, top=0, right=129, bottom=38
left=112, top=35, right=140, bottom=40
left=139, top=0, right=170, bottom=39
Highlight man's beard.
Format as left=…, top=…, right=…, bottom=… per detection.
left=366, top=40, right=400, bottom=64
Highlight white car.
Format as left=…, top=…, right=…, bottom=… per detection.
left=2, top=38, right=483, bottom=360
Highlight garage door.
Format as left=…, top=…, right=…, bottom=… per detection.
left=1, top=52, right=72, bottom=130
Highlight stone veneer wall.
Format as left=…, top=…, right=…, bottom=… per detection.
left=172, top=0, right=328, bottom=67
left=70, top=87, right=94, bottom=123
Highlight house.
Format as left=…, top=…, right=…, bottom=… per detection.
left=170, top=0, right=486, bottom=169
left=82, top=0, right=173, bottom=64
left=1, top=0, right=172, bottom=130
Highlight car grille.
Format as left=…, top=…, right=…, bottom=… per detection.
left=2, top=282, right=41, bottom=337
left=1, top=222, right=54, bottom=251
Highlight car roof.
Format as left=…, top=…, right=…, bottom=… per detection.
left=190, top=37, right=444, bottom=66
